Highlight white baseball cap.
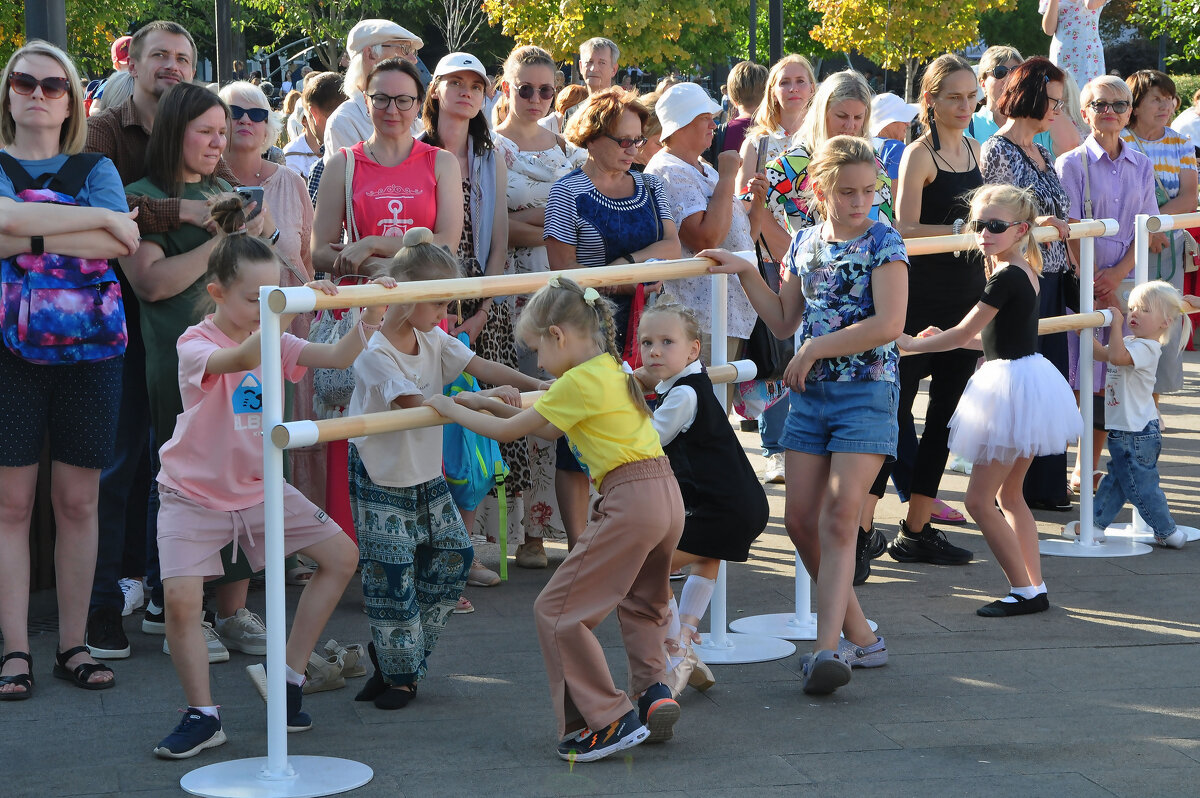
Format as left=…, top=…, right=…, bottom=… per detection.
left=870, top=93, right=919, bottom=137
left=346, top=20, right=423, bottom=54
left=433, top=52, right=487, bottom=81
left=656, top=82, right=721, bottom=141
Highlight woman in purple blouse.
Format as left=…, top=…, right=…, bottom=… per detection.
left=1055, top=75, right=1157, bottom=491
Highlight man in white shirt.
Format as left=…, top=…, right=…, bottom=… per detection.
left=323, top=19, right=424, bottom=160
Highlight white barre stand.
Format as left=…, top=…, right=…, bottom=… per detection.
left=729, top=553, right=878, bottom=640
left=181, top=288, right=373, bottom=797
left=1041, top=222, right=1151, bottom=558
left=695, top=272, right=795, bottom=664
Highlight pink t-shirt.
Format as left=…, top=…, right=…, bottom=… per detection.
left=158, top=318, right=308, bottom=511
left=347, top=139, right=439, bottom=239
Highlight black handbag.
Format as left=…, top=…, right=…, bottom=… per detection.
left=742, top=238, right=794, bottom=381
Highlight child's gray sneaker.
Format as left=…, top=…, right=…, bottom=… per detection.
left=837, top=635, right=888, bottom=668
left=799, top=649, right=851, bottom=695
left=1156, top=529, right=1186, bottom=549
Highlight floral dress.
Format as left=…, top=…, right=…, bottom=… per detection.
left=1041, top=0, right=1107, bottom=87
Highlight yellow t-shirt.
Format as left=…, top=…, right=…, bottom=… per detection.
left=534, top=353, right=663, bottom=488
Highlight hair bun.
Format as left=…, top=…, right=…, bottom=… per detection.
left=403, top=227, right=434, bottom=246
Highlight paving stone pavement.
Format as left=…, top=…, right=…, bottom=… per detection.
left=4, top=354, right=1199, bottom=798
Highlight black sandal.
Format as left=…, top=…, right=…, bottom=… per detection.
left=52, top=645, right=115, bottom=690
left=0, top=651, right=33, bottom=701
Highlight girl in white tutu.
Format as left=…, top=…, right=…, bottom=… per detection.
left=899, top=184, right=1081, bottom=617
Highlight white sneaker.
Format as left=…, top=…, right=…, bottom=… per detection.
left=163, top=621, right=231, bottom=663
left=119, top=578, right=145, bottom=617
left=764, top=452, right=786, bottom=484
left=467, top=560, right=501, bottom=587
left=948, top=454, right=973, bottom=475
left=1156, top=529, right=1187, bottom=549
left=214, top=608, right=268, bottom=655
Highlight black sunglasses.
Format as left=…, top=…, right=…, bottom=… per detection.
left=8, top=71, right=70, bottom=99
left=1088, top=100, right=1131, bottom=114
left=604, top=133, right=647, bottom=149
left=988, top=64, right=1012, bottom=80
left=516, top=83, right=556, bottom=101
left=969, top=218, right=1025, bottom=234
left=230, top=105, right=270, bottom=122
left=366, top=92, right=417, bottom=111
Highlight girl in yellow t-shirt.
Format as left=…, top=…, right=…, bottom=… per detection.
left=427, top=275, right=685, bottom=763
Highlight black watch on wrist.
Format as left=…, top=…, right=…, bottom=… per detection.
left=31, top=235, right=44, bottom=255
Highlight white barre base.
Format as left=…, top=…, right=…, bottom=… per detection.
left=1038, top=538, right=1153, bottom=557
left=729, top=612, right=878, bottom=641
left=1103, top=523, right=1200, bottom=544
left=181, top=755, right=373, bottom=798
left=694, top=632, right=795, bottom=664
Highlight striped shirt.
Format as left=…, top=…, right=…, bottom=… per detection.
left=1121, top=126, right=1197, bottom=200
left=544, top=168, right=674, bottom=267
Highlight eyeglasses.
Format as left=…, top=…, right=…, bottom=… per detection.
left=8, top=71, right=70, bottom=99
left=379, top=42, right=415, bottom=57
left=968, top=218, right=1025, bottom=234
left=230, top=105, right=270, bottom=122
left=988, top=64, right=1012, bottom=80
left=367, top=92, right=417, bottom=111
left=1087, top=100, right=1131, bottom=114
left=516, top=83, right=556, bottom=101
left=604, top=133, right=647, bottom=150
left=1045, top=95, right=1066, bottom=113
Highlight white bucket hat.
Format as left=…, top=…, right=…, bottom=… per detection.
left=657, top=82, right=721, bottom=141
left=870, top=93, right=920, bottom=137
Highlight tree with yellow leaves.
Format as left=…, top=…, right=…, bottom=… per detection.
left=482, top=0, right=743, bottom=69
left=810, top=0, right=1016, bottom=99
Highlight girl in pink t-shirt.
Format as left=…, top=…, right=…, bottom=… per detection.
left=152, top=198, right=395, bottom=760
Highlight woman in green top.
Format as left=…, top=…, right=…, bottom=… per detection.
left=121, top=83, right=275, bottom=651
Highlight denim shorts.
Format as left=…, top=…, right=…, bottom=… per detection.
left=779, top=379, right=898, bottom=458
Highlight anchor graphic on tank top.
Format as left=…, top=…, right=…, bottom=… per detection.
left=377, top=198, right=414, bottom=236
left=232, top=373, right=263, bottom=431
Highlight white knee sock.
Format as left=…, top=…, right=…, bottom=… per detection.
left=679, top=575, right=716, bottom=631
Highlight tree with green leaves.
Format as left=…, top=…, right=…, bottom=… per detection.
left=810, top=0, right=1016, bottom=99
left=0, top=0, right=160, bottom=75
left=1131, top=0, right=1198, bottom=66
left=238, top=0, right=384, bottom=71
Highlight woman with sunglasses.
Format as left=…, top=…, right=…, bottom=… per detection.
left=421, top=52, right=520, bottom=590
left=980, top=57, right=1075, bottom=512
left=971, top=47, right=1065, bottom=157
left=1122, top=70, right=1197, bottom=397
left=544, top=87, right=680, bottom=549
left=1055, top=75, right=1156, bottom=493
left=0, top=41, right=141, bottom=701
left=312, top=57, right=462, bottom=276
left=493, top=45, right=586, bottom=568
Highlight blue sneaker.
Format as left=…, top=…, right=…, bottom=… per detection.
left=287, top=681, right=312, bottom=732
left=556, top=709, right=648, bottom=762
left=153, top=708, right=227, bottom=759
left=637, top=682, right=680, bottom=743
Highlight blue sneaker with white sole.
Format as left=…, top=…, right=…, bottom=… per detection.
left=154, top=708, right=226, bottom=759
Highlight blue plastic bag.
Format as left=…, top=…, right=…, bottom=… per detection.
left=442, top=335, right=509, bottom=512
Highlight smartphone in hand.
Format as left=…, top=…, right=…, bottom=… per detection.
left=237, top=186, right=264, bottom=220
left=755, top=139, right=769, bottom=173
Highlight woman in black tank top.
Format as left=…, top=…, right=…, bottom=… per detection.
left=857, top=55, right=983, bottom=581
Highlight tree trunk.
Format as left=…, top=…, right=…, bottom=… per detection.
left=904, top=57, right=918, bottom=102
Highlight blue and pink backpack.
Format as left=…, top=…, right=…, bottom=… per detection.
left=0, top=152, right=127, bottom=364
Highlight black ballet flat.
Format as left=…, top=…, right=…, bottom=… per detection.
left=373, top=683, right=416, bottom=710
left=354, top=642, right=388, bottom=702
left=977, top=593, right=1050, bottom=617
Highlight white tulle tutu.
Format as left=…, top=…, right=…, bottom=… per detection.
left=948, top=353, right=1082, bottom=465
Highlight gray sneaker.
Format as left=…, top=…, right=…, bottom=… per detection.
left=163, top=621, right=230, bottom=664
left=214, top=608, right=268, bottom=656
left=837, top=635, right=888, bottom=668
left=799, top=649, right=851, bottom=695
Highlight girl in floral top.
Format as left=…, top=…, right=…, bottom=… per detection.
left=706, top=135, right=907, bottom=697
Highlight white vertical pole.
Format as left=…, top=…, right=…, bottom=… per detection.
left=258, top=287, right=292, bottom=778
left=1077, top=236, right=1096, bottom=544
left=1130, top=214, right=1151, bottom=536
left=708, top=273, right=730, bottom=647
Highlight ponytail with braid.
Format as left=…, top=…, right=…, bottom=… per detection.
left=516, top=275, right=651, bottom=416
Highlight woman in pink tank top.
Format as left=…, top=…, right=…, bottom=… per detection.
left=312, top=58, right=463, bottom=278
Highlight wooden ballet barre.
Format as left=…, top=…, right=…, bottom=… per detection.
left=271, top=360, right=759, bottom=450
left=1146, top=211, right=1200, bottom=233
left=898, top=310, right=1114, bottom=357
left=905, top=218, right=1118, bottom=257
left=267, top=252, right=757, bottom=314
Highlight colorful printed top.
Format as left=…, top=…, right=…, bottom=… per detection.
left=763, top=143, right=894, bottom=233
left=782, top=221, right=908, bottom=383
left=1121, top=126, right=1198, bottom=203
